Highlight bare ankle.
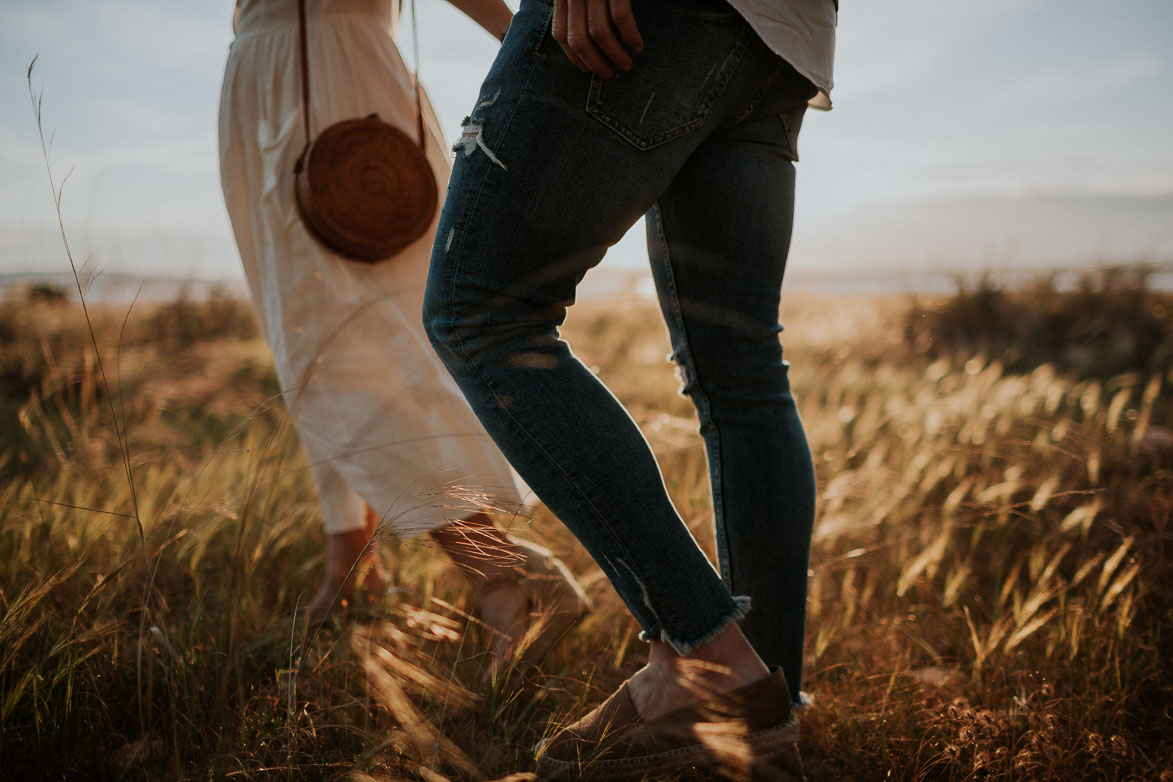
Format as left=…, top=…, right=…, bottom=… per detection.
left=431, top=512, right=523, bottom=589
left=629, top=626, right=769, bottom=720
left=325, top=527, right=384, bottom=589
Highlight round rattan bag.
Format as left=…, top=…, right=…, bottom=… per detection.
left=293, top=114, right=437, bottom=263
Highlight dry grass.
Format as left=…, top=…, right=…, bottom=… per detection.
left=0, top=274, right=1170, bottom=780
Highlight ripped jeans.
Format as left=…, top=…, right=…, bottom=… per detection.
left=424, top=0, right=817, bottom=698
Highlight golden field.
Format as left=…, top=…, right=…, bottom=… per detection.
left=0, top=269, right=1170, bottom=780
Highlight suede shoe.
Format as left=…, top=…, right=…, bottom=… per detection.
left=534, top=667, right=802, bottom=781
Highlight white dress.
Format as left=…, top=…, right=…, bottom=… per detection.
left=219, top=0, right=522, bottom=536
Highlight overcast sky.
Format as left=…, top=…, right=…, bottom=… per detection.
left=1, top=0, right=1171, bottom=290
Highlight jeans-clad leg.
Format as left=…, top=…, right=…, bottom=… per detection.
left=424, top=0, right=815, bottom=668
left=648, top=101, right=816, bottom=696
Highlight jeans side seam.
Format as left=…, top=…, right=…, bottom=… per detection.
left=648, top=204, right=730, bottom=582
left=450, top=339, right=676, bottom=636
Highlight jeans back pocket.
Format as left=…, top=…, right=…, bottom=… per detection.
left=586, top=4, right=752, bottom=150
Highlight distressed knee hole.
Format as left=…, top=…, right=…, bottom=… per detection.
left=668, top=352, right=695, bottom=398
left=452, top=89, right=507, bottom=170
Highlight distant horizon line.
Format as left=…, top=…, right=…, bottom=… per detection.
left=5, top=258, right=1172, bottom=302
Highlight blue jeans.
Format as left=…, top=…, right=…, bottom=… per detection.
left=424, top=0, right=817, bottom=697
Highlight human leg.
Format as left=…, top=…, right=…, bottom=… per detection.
left=427, top=0, right=815, bottom=770
left=433, top=513, right=591, bottom=673
left=424, top=0, right=775, bottom=661
left=430, top=511, right=524, bottom=587
left=308, top=501, right=588, bottom=664
left=306, top=504, right=390, bottom=625
left=422, top=0, right=825, bottom=740
left=648, top=81, right=817, bottom=699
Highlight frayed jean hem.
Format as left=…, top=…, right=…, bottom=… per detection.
left=638, top=595, right=753, bottom=656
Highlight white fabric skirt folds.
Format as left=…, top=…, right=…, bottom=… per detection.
left=219, top=0, right=522, bottom=535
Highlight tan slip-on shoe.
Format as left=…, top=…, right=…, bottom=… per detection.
left=535, top=667, right=803, bottom=781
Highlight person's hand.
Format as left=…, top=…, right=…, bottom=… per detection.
left=552, top=0, right=644, bottom=78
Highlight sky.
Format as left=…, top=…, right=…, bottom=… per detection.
left=1, top=0, right=1171, bottom=293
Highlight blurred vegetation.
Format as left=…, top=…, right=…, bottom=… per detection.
left=0, top=272, right=1169, bottom=780
left=904, top=265, right=1173, bottom=381
left=144, top=285, right=260, bottom=349
left=0, top=285, right=273, bottom=483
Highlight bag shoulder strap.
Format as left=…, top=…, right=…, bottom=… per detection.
left=296, top=0, right=427, bottom=150
left=297, top=0, right=312, bottom=148
left=409, top=0, right=425, bottom=148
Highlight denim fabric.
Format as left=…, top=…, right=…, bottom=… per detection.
left=424, top=0, right=817, bottom=697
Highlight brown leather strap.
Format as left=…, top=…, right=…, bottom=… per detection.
left=409, top=0, right=426, bottom=149
left=296, top=0, right=426, bottom=152
left=297, top=0, right=312, bottom=147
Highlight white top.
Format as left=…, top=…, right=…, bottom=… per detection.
left=726, top=0, right=837, bottom=109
